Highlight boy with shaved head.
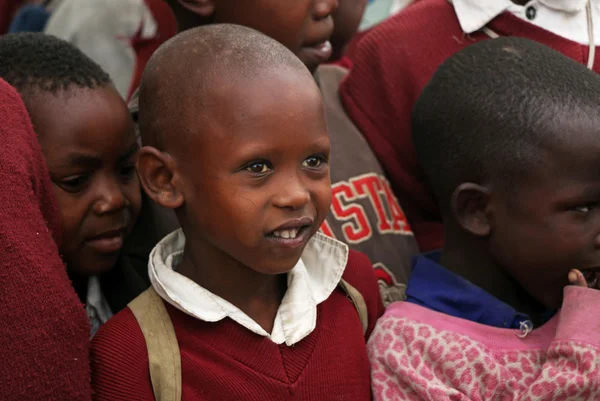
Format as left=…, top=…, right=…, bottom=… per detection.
left=91, top=24, right=383, bottom=401
left=126, top=0, right=419, bottom=306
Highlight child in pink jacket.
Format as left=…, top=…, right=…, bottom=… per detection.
left=369, top=37, right=600, bottom=400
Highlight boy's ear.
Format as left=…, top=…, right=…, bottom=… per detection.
left=451, top=183, right=492, bottom=237
left=176, top=0, right=215, bottom=16
left=136, top=146, right=184, bottom=209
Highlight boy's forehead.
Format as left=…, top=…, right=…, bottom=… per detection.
left=173, top=69, right=322, bottom=143
left=524, top=116, right=600, bottom=181
left=139, top=24, right=315, bottom=149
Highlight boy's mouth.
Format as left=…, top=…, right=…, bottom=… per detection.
left=85, top=227, right=127, bottom=254
left=299, top=40, right=333, bottom=67
left=266, top=218, right=314, bottom=248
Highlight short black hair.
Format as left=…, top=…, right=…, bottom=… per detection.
left=413, top=37, right=600, bottom=206
left=0, top=32, right=111, bottom=95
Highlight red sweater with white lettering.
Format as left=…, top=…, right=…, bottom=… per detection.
left=90, top=250, right=384, bottom=401
left=340, top=0, right=600, bottom=251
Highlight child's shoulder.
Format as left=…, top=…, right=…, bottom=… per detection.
left=90, top=307, right=154, bottom=399
left=343, top=249, right=376, bottom=284
left=342, top=250, right=385, bottom=333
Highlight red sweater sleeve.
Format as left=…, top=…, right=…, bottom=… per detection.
left=343, top=250, right=385, bottom=338
left=0, top=78, right=91, bottom=400
left=91, top=307, right=154, bottom=400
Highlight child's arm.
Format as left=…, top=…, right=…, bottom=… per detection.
left=91, top=308, right=155, bottom=400
left=0, top=80, right=92, bottom=400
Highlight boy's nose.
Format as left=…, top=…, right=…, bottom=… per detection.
left=272, top=179, right=311, bottom=210
left=314, top=0, right=339, bottom=19
left=94, top=179, right=127, bottom=215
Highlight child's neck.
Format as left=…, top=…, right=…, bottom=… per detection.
left=440, top=239, right=547, bottom=326
left=177, top=241, right=287, bottom=334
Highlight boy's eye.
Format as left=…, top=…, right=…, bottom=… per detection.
left=573, top=203, right=598, bottom=214
left=302, top=155, right=327, bottom=169
left=120, top=164, right=136, bottom=180
left=59, top=175, right=90, bottom=193
left=245, top=162, right=271, bottom=174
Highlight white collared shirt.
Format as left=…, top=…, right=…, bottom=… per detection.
left=86, top=276, right=113, bottom=338
left=148, top=229, right=348, bottom=346
left=452, top=0, right=600, bottom=45
left=391, top=0, right=415, bottom=15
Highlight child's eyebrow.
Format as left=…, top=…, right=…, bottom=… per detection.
left=65, top=153, right=102, bottom=169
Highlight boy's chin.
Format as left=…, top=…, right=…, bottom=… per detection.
left=67, top=251, right=120, bottom=278
left=249, top=251, right=306, bottom=276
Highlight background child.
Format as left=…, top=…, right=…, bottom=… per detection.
left=0, top=77, right=91, bottom=400
left=127, top=0, right=419, bottom=305
left=330, top=0, right=367, bottom=62
left=0, top=33, right=144, bottom=335
left=369, top=37, right=600, bottom=400
left=91, top=24, right=383, bottom=400
left=340, top=0, right=600, bottom=252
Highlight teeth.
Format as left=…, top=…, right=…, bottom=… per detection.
left=272, top=229, right=299, bottom=239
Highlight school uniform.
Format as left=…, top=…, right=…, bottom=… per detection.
left=91, top=230, right=384, bottom=400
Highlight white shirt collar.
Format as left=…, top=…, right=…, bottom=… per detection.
left=148, top=229, right=348, bottom=346
left=451, top=0, right=593, bottom=44
left=86, top=276, right=113, bottom=338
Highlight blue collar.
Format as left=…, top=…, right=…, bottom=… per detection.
left=405, top=252, right=532, bottom=329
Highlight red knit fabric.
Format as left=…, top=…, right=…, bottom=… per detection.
left=339, top=0, right=600, bottom=251
left=0, top=79, right=91, bottom=400
left=127, top=0, right=177, bottom=101
left=91, top=250, right=383, bottom=400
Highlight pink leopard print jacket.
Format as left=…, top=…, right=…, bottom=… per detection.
left=369, top=286, right=600, bottom=400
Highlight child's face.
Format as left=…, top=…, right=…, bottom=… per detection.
left=175, top=71, right=331, bottom=274
left=210, top=0, right=338, bottom=73
left=29, top=86, right=141, bottom=277
left=488, top=125, right=600, bottom=309
left=330, top=0, right=367, bottom=61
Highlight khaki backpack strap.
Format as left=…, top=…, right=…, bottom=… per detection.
left=338, top=278, right=368, bottom=336
left=128, top=288, right=182, bottom=401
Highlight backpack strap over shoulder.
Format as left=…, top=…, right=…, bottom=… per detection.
left=128, top=288, right=181, bottom=401
left=338, top=278, right=368, bottom=336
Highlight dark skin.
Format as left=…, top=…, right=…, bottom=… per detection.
left=26, top=86, right=141, bottom=299
left=167, top=0, right=338, bottom=73
left=138, top=70, right=331, bottom=332
left=441, top=117, right=600, bottom=326
left=330, top=0, right=367, bottom=61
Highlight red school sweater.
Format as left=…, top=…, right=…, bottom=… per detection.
left=339, top=0, right=600, bottom=252
left=0, top=78, right=91, bottom=400
left=91, top=250, right=384, bottom=401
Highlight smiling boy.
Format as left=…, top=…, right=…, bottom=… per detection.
left=91, top=24, right=383, bottom=401
left=127, top=0, right=419, bottom=306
